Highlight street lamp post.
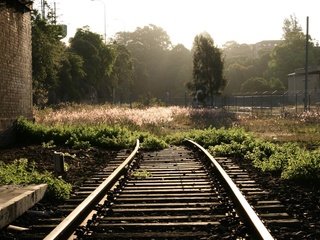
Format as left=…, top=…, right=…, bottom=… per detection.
left=91, top=0, right=106, bottom=43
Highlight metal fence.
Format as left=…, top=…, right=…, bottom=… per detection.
left=165, top=91, right=320, bottom=116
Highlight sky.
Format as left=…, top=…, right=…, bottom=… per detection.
left=37, top=0, right=320, bottom=49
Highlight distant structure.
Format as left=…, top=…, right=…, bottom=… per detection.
left=0, top=0, right=33, bottom=146
left=288, top=67, right=320, bottom=103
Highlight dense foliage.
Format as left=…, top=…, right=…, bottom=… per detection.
left=5, top=107, right=319, bottom=196
left=15, top=117, right=167, bottom=150
left=0, top=159, right=72, bottom=201
left=32, top=10, right=192, bottom=105
left=114, top=25, right=192, bottom=102
left=32, top=8, right=320, bottom=104
left=166, top=127, right=320, bottom=182
left=223, top=15, right=320, bottom=94
left=32, top=11, right=66, bottom=105
left=188, top=33, right=226, bottom=105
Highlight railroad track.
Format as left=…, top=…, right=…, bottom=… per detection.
left=6, top=140, right=302, bottom=239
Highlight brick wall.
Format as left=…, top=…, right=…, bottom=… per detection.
left=0, top=1, right=33, bottom=145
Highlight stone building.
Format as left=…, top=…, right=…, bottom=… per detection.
left=0, top=0, right=33, bottom=145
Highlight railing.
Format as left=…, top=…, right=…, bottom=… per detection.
left=159, top=91, right=320, bottom=116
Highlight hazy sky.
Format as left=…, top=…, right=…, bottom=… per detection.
left=39, top=0, right=320, bottom=48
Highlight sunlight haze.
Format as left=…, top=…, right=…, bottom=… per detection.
left=40, top=0, right=320, bottom=48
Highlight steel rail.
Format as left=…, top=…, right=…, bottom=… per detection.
left=187, top=139, right=274, bottom=240
left=44, top=139, right=140, bottom=240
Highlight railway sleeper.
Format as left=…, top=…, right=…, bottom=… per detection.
left=90, top=221, right=221, bottom=233
left=81, top=230, right=214, bottom=239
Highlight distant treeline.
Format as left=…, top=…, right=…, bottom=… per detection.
left=32, top=12, right=320, bottom=106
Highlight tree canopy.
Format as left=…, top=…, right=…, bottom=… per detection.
left=114, top=25, right=192, bottom=102
left=223, top=15, right=320, bottom=94
left=32, top=11, right=66, bottom=105
left=268, top=15, right=320, bottom=88
left=69, top=27, right=114, bottom=102
left=188, top=33, right=225, bottom=105
left=32, top=11, right=320, bottom=106
left=32, top=18, right=193, bottom=106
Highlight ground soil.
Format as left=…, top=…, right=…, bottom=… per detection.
left=0, top=144, right=118, bottom=188
left=234, top=157, right=320, bottom=239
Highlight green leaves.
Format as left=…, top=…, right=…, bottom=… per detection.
left=190, top=33, right=225, bottom=105
left=205, top=130, right=320, bottom=182
left=167, top=125, right=320, bottom=182
left=15, top=118, right=166, bottom=150
left=0, top=159, right=72, bottom=201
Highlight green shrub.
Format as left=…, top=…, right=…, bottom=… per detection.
left=139, top=133, right=168, bottom=150
left=15, top=117, right=167, bottom=150
left=15, top=118, right=320, bottom=182
left=281, top=150, right=320, bottom=181
left=166, top=127, right=253, bottom=148
left=15, top=118, right=135, bottom=149
left=0, top=159, right=72, bottom=201
left=195, top=126, right=320, bottom=182
left=209, top=140, right=251, bottom=158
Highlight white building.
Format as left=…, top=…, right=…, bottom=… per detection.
left=288, top=67, right=320, bottom=103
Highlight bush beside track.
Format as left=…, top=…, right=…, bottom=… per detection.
left=6, top=117, right=319, bottom=202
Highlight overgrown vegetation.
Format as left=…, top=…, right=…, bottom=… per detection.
left=15, top=117, right=167, bottom=150
left=0, top=159, right=72, bottom=201
left=166, top=127, right=320, bottom=182
left=3, top=107, right=319, bottom=200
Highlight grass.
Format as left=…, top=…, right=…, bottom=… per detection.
left=0, top=159, right=72, bottom=201
left=5, top=104, right=320, bottom=196
left=131, top=170, right=152, bottom=179
left=15, top=117, right=168, bottom=150
left=236, top=115, right=320, bottom=149
left=34, top=104, right=320, bottom=147
left=32, top=104, right=320, bottom=150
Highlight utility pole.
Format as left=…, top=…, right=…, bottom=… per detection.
left=41, top=0, right=45, bottom=19
left=53, top=2, right=57, bottom=24
left=304, top=16, right=309, bottom=111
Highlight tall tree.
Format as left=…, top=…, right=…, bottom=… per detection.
left=164, top=44, right=192, bottom=100
left=267, top=15, right=319, bottom=88
left=189, top=33, right=225, bottom=105
left=69, top=27, right=114, bottom=102
left=32, top=10, right=66, bottom=105
left=114, top=25, right=172, bottom=100
left=110, top=44, right=133, bottom=103
left=55, top=52, right=86, bottom=102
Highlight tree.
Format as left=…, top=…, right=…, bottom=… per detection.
left=55, top=52, right=86, bottom=102
left=114, top=25, right=173, bottom=100
left=241, top=77, right=284, bottom=93
left=32, top=11, right=66, bottom=105
left=224, top=63, right=251, bottom=94
left=110, top=44, right=133, bottom=103
left=267, top=15, right=319, bottom=88
left=189, top=33, right=225, bottom=105
left=69, top=27, right=114, bottom=102
left=164, top=44, right=192, bottom=100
